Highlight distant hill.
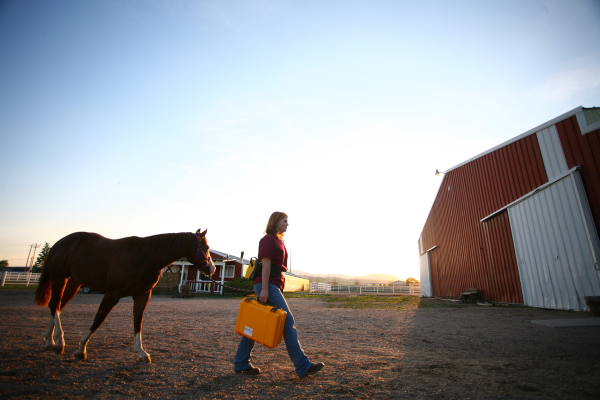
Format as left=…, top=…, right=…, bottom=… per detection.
left=289, top=270, right=403, bottom=284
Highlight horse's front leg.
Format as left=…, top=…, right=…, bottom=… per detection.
left=132, top=291, right=152, bottom=363
left=74, top=293, right=120, bottom=360
left=75, top=329, right=94, bottom=360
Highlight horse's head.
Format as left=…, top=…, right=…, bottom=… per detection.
left=193, top=229, right=216, bottom=276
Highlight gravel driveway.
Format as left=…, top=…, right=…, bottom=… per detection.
left=0, top=290, right=599, bottom=399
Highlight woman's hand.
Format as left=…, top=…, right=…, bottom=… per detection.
left=260, top=257, right=272, bottom=303
left=259, top=289, right=269, bottom=303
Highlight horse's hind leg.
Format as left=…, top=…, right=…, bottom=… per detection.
left=44, top=278, right=80, bottom=352
left=58, top=278, right=81, bottom=311
left=132, top=291, right=152, bottom=363
left=47, top=278, right=68, bottom=354
left=75, top=293, right=120, bottom=360
left=43, top=317, right=55, bottom=351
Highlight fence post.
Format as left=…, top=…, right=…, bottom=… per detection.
left=1, top=271, right=6, bottom=287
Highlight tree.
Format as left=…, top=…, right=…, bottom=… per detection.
left=0, top=260, right=8, bottom=268
left=32, top=243, right=51, bottom=273
left=406, top=277, right=420, bottom=284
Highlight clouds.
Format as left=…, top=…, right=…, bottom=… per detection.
left=532, top=60, right=600, bottom=102
left=185, top=166, right=204, bottom=175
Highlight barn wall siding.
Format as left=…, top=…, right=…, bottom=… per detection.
left=536, top=125, right=569, bottom=180
left=555, top=116, right=600, bottom=232
left=481, top=211, right=523, bottom=304
left=420, top=134, right=547, bottom=301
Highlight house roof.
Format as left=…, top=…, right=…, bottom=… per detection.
left=284, top=271, right=309, bottom=280
left=210, top=249, right=250, bottom=264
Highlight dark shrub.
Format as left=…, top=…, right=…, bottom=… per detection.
left=224, top=277, right=254, bottom=291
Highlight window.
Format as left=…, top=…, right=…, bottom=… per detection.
left=221, top=265, right=235, bottom=278
left=576, top=107, right=600, bottom=135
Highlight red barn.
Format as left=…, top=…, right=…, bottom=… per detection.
left=419, top=106, right=600, bottom=311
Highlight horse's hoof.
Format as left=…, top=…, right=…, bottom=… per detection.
left=74, top=351, right=87, bottom=360
left=139, top=354, right=151, bottom=363
left=53, top=346, right=65, bottom=355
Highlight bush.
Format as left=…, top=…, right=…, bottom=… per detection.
left=224, top=277, right=254, bottom=291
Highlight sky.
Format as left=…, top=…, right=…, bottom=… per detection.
left=1, top=0, right=599, bottom=280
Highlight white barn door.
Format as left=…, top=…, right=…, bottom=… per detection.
left=509, top=169, right=600, bottom=311
left=419, top=251, right=433, bottom=297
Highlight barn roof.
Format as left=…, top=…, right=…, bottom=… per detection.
left=446, top=106, right=600, bottom=173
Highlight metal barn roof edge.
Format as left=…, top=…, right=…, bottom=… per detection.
left=445, top=105, right=584, bottom=174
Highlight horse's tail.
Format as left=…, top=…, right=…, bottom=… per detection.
left=34, top=258, right=52, bottom=307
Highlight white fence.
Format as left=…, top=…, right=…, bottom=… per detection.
left=310, top=282, right=421, bottom=296
left=183, top=280, right=223, bottom=295
left=1, top=271, right=41, bottom=287
left=309, top=282, right=331, bottom=294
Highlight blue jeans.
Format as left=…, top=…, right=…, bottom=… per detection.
left=234, top=283, right=312, bottom=377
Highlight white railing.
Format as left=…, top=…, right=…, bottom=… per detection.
left=355, top=283, right=421, bottom=296
left=309, top=282, right=331, bottom=294
left=182, top=280, right=223, bottom=295
left=311, top=282, right=421, bottom=296
left=1, top=271, right=41, bottom=287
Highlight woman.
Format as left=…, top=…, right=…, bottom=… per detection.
left=234, top=211, right=324, bottom=378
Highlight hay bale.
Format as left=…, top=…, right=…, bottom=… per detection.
left=180, top=284, right=191, bottom=298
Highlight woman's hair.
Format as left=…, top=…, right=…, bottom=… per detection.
left=265, top=211, right=288, bottom=240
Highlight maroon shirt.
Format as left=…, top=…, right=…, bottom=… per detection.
left=254, top=234, right=288, bottom=289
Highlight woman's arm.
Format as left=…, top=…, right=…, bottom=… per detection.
left=259, top=257, right=271, bottom=303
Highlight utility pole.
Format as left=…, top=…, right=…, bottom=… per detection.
left=25, top=244, right=34, bottom=270
left=28, top=243, right=39, bottom=272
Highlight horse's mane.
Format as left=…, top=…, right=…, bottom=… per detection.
left=122, top=232, right=196, bottom=268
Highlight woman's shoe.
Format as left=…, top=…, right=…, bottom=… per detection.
left=235, top=366, right=261, bottom=375
left=302, top=362, right=324, bottom=378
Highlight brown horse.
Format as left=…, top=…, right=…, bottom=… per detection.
left=34, top=229, right=215, bottom=363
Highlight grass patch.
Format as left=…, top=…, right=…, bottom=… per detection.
left=0, top=285, right=38, bottom=290
left=281, top=291, right=315, bottom=298
left=324, top=295, right=421, bottom=309
left=323, top=296, right=475, bottom=309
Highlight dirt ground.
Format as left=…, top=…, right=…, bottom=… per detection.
left=0, top=289, right=599, bottom=399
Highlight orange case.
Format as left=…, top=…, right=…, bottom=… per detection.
left=235, top=297, right=287, bottom=348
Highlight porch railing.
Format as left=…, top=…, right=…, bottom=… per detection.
left=182, top=280, right=223, bottom=295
